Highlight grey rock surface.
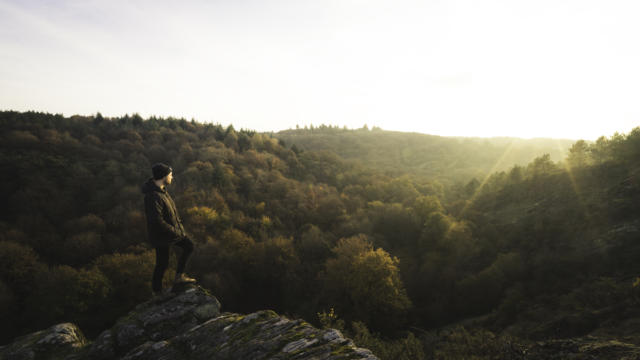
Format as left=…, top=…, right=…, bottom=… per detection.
left=0, top=284, right=378, bottom=360
left=0, top=322, right=86, bottom=360
left=524, top=336, right=640, bottom=360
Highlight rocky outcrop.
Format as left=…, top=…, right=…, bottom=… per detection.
left=0, top=284, right=377, bottom=360
left=0, top=323, right=87, bottom=360
left=524, top=336, right=640, bottom=360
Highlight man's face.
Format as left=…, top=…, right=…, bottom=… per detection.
left=165, top=171, right=173, bottom=185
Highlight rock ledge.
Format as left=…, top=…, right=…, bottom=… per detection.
left=1, top=284, right=377, bottom=360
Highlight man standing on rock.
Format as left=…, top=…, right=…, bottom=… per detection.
left=141, top=163, right=196, bottom=297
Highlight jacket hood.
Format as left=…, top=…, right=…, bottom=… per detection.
left=141, top=177, right=166, bottom=195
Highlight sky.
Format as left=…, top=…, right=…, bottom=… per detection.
left=1, top=0, right=638, bottom=140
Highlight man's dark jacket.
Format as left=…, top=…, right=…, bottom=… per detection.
left=141, top=178, right=186, bottom=247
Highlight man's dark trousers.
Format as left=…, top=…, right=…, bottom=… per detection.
left=152, top=236, right=194, bottom=293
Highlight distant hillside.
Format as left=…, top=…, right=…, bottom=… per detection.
left=275, top=127, right=576, bottom=183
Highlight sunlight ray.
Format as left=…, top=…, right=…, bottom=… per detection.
left=459, top=140, right=516, bottom=217
left=556, top=139, right=591, bottom=219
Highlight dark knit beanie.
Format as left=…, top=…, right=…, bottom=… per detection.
left=152, top=163, right=172, bottom=180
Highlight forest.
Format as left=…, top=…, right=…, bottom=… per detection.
left=275, top=124, right=575, bottom=183
left=1, top=110, right=639, bottom=359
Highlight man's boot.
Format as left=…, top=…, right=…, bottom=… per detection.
left=174, top=273, right=196, bottom=284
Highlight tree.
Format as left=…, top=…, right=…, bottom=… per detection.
left=94, top=112, right=104, bottom=125
left=0, top=241, right=47, bottom=297
left=0, top=279, right=17, bottom=341
left=237, top=132, right=253, bottom=152
left=92, top=251, right=158, bottom=317
left=241, top=236, right=300, bottom=312
left=590, top=136, right=611, bottom=164
left=527, top=153, right=556, bottom=178
left=369, top=202, right=422, bottom=250
left=23, top=265, right=111, bottom=332
left=224, top=127, right=239, bottom=151
left=508, top=165, right=523, bottom=183
left=60, top=231, right=104, bottom=266
left=322, top=234, right=411, bottom=333
left=185, top=206, right=220, bottom=240
left=297, top=225, right=332, bottom=264
left=567, top=140, right=591, bottom=168
left=413, top=195, right=444, bottom=221
left=220, top=228, right=255, bottom=253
